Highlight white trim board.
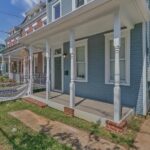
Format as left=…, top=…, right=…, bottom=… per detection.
left=52, top=0, right=62, bottom=22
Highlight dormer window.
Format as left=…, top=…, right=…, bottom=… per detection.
left=52, top=1, right=61, bottom=21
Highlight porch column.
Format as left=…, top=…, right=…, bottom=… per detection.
left=17, top=60, right=19, bottom=74
left=113, top=8, right=121, bottom=122
left=1, top=55, right=4, bottom=75
left=46, top=40, right=50, bottom=103
left=69, top=29, right=76, bottom=108
left=23, top=57, right=26, bottom=83
left=8, top=55, right=11, bottom=79
left=28, top=46, right=33, bottom=95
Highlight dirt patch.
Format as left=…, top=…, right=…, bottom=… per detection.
left=0, top=145, right=4, bottom=150
left=133, top=117, right=150, bottom=150
left=9, top=109, right=126, bottom=150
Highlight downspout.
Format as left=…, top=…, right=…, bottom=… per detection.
left=143, top=21, right=147, bottom=116
left=146, top=17, right=150, bottom=112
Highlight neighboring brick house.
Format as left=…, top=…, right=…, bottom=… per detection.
left=2, top=1, right=47, bottom=81
left=1, top=0, right=150, bottom=126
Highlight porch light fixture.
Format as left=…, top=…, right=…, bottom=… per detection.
left=63, top=52, right=67, bottom=58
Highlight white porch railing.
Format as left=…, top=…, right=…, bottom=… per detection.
left=0, top=84, right=28, bottom=102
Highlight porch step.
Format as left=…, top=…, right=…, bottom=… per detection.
left=23, top=97, right=47, bottom=108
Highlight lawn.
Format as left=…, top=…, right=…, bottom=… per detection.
left=0, top=100, right=144, bottom=149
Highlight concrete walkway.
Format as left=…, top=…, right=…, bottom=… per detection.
left=133, top=117, right=150, bottom=150
left=9, top=110, right=126, bottom=150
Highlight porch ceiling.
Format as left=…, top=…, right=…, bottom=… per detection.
left=19, top=0, right=150, bottom=46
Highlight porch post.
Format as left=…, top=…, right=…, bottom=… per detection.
left=8, top=55, right=11, bottom=79
left=28, top=46, right=33, bottom=95
left=17, top=60, right=19, bottom=74
left=46, top=40, right=50, bottom=103
left=23, top=57, right=26, bottom=83
left=69, top=29, right=76, bottom=108
left=113, top=8, right=121, bottom=122
left=1, top=55, right=4, bottom=75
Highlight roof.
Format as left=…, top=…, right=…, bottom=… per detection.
left=20, top=2, right=46, bottom=26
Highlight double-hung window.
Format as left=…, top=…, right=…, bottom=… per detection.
left=73, top=0, right=87, bottom=9
left=52, top=1, right=61, bottom=21
left=76, top=0, right=84, bottom=8
left=75, top=39, right=88, bottom=82
left=105, top=30, right=130, bottom=85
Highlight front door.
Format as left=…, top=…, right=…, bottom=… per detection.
left=54, top=48, right=62, bottom=92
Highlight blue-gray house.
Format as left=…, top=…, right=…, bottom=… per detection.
left=1, top=0, right=150, bottom=125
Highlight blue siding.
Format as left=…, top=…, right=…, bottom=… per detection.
left=62, top=0, right=72, bottom=16
left=63, top=23, right=144, bottom=115
left=47, top=0, right=72, bottom=22
left=47, top=0, right=94, bottom=22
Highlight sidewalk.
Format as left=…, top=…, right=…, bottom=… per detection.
left=133, top=117, right=150, bottom=150
left=9, top=109, right=126, bottom=150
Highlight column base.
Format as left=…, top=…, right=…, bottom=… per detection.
left=64, top=107, right=74, bottom=117
left=106, top=120, right=127, bottom=133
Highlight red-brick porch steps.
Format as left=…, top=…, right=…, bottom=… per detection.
left=23, top=97, right=47, bottom=108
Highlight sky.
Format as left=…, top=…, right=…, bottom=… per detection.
left=0, top=0, right=45, bottom=44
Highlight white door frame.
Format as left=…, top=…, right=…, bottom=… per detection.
left=51, top=45, right=64, bottom=93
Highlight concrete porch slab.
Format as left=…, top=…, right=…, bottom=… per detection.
left=33, top=91, right=134, bottom=125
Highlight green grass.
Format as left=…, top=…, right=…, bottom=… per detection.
left=0, top=100, right=71, bottom=150
left=0, top=100, right=144, bottom=149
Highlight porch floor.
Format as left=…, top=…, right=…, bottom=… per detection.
left=33, top=91, right=133, bottom=123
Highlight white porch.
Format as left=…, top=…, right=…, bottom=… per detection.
left=19, top=0, right=150, bottom=123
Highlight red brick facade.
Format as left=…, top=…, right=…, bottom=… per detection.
left=6, top=2, right=46, bottom=48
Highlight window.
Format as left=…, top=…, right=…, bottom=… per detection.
left=73, top=0, right=87, bottom=9
left=32, top=22, right=37, bottom=31
left=75, top=39, right=88, bottom=82
left=25, top=27, right=29, bottom=36
left=76, top=0, right=84, bottom=8
left=42, top=16, right=47, bottom=26
left=52, top=1, right=61, bottom=21
left=105, top=30, right=130, bottom=86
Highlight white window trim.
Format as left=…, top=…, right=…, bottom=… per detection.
left=75, top=39, right=88, bottom=82
left=32, top=22, right=37, bottom=27
left=72, top=0, right=87, bottom=10
left=32, top=22, right=38, bottom=31
left=105, top=29, right=130, bottom=86
left=42, top=16, right=47, bottom=22
left=52, top=0, right=62, bottom=22
left=25, top=27, right=29, bottom=32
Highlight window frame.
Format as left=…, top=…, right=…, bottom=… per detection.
left=72, top=0, right=87, bottom=10
left=75, top=39, right=88, bottom=82
left=52, top=0, right=62, bottom=21
left=105, top=29, right=130, bottom=86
